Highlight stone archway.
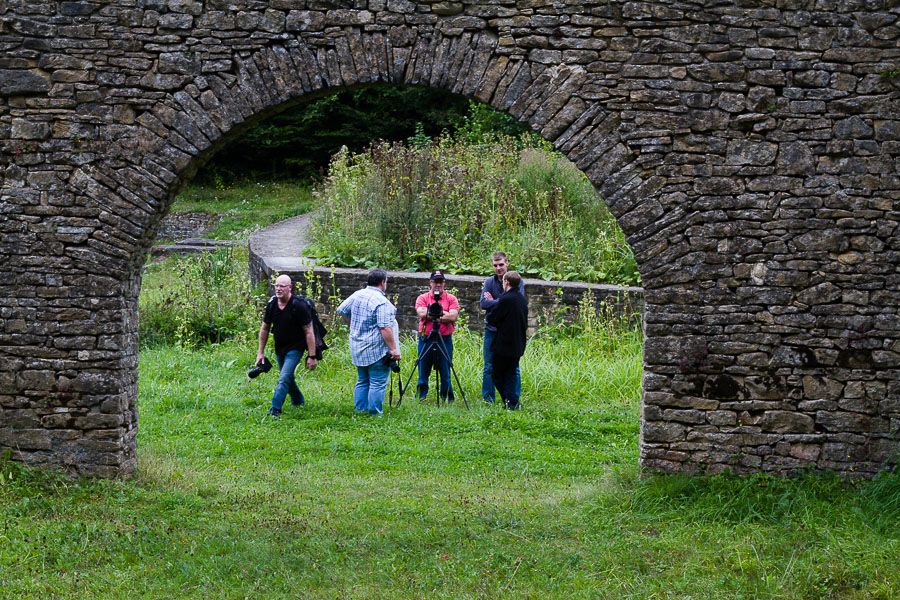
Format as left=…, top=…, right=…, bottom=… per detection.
left=0, top=2, right=897, bottom=477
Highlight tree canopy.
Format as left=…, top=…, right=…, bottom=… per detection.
left=198, top=86, right=531, bottom=183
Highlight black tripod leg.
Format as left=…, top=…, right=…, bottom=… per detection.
left=432, top=347, right=440, bottom=405
left=388, top=370, right=394, bottom=408
left=390, top=368, right=407, bottom=408
left=450, top=364, right=468, bottom=409
left=400, top=343, right=429, bottom=403
left=431, top=336, right=468, bottom=409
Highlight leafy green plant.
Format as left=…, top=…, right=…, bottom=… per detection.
left=139, top=248, right=267, bottom=348
left=451, top=99, right=538, bottom=146
left=310, top=135, right=640, bottom=285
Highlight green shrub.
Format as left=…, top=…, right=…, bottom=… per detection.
left=308, top=135, right=640, bottom=285
left=139, top=247, right=267, bottom=348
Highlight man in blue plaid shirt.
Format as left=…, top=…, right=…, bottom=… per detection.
left=336, top=269, right=401, bottom=415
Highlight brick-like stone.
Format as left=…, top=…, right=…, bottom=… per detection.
left=0, top=69, right=51, bottom=95
left=759, top=411, right=815, bottom=433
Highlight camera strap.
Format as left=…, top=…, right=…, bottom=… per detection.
left=389, top=367, right=403, bottom=408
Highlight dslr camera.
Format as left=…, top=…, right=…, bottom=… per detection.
left=427, top=290, right=444, bottom=321
left=248, top=356, right=272, bottom=379
left=383, top=353, right=401, bottom=373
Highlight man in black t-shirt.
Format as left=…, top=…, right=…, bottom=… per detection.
left=256, top=274, right=318, bottom=417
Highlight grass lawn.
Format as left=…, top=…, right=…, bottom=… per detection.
left=1, top=329, right=897, bottom=598
left=165, top=181, right=315, bottom=241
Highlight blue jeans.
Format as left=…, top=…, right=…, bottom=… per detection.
left=354, top=360, right=390, bottom=415
left=482, top=327, right=520, bottom=402
left=271, top=349, right=304, bottom=412
left=417, top=334, right=454, bottom=400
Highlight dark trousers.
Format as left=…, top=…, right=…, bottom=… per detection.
left=417, top=334, right=454, bottom=400
left=492, top=354, right=521, bottom=409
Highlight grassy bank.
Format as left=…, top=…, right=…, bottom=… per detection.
left=167, top=181, right=314, bottom=241
left=1, top=327, right=897, bottom=598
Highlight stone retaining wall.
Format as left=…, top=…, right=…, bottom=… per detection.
left=250, top=250, right=643, bottom=335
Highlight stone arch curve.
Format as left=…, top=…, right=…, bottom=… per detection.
left=0, top=1, right=897, bottom=477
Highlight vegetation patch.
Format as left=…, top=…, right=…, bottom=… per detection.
left=170, top=181, right=314, bottom=241
left=2, top=325, right=898, bottom=597
left=139, top=248, right=266, bottom=348
left=309, top=136, right=639, bottom=285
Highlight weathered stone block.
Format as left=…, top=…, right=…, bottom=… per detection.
left=11, top=119, right=51, bottom=140
left=158, top=13, right=194, bottom=29
left=802, top=376, right=844, bottom=401
left=74, top=414, right=125, bottom=430
left=0, top=429, right=52, bottom=450
left=759, top=411, right=814, bottom=433
left=816, top=412, right=881, bottom=433
left=286, top=10, right=325, bottom=32
left=0, top=69, right=51, bottom=96
left=642, top=422, right=687, bottom=442
left=708, top=410, right=737, bottom=426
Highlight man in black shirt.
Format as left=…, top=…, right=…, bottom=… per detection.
left=256, top=274, right=317, bottom=417
left=480, top=251, right=525, bottom=403
left=486, top=271, right=528, bottom=410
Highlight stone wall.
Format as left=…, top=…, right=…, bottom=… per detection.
left=250, top=251, right=643, bottom=335
left=0, top=1, right=897, bottom=476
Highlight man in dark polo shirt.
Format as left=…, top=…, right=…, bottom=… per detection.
left=256, top=274, right=318, bottom=417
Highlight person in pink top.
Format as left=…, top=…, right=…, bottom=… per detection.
left=414, top=270, right=460, bottom=402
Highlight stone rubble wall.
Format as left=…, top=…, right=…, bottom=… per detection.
left=249, top=251, right=644, bottom=335
left=0, top=0, right=897, bottom=476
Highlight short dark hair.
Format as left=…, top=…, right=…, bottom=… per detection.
left=367, top=268, right=387, bottom=287
left=491, top=251, right=508, bottom=263
left=503, top=270, right=521, bottom=289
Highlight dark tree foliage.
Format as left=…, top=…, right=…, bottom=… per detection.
left=197, top=86, right=488, bottom=183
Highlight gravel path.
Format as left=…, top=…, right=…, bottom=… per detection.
left=248, top=211, right=318, bottom=272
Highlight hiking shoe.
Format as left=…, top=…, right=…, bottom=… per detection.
left=291, top=395, right=305, bottom=406
left=483, top=397, right=495, bottom=404
left=267, top=407, right=282, bottom=418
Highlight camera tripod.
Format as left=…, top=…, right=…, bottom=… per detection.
left=398, top=320, right=468, bottom=409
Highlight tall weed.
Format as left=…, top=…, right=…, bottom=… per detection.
left=139, top=248, right=266, bottom=348
left=309, top=135, right=640, bottom=285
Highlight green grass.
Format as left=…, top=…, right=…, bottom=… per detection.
left=2, top=329, right=898, bottom=598
left=168, top=181, right=314, bottom=241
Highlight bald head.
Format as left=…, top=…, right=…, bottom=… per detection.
left=274, top=275, right=293, bottom=302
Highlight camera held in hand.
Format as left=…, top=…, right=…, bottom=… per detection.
left=383, top=353, right=401, bottom=373
left=248, top=356, right=272, bottom=379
